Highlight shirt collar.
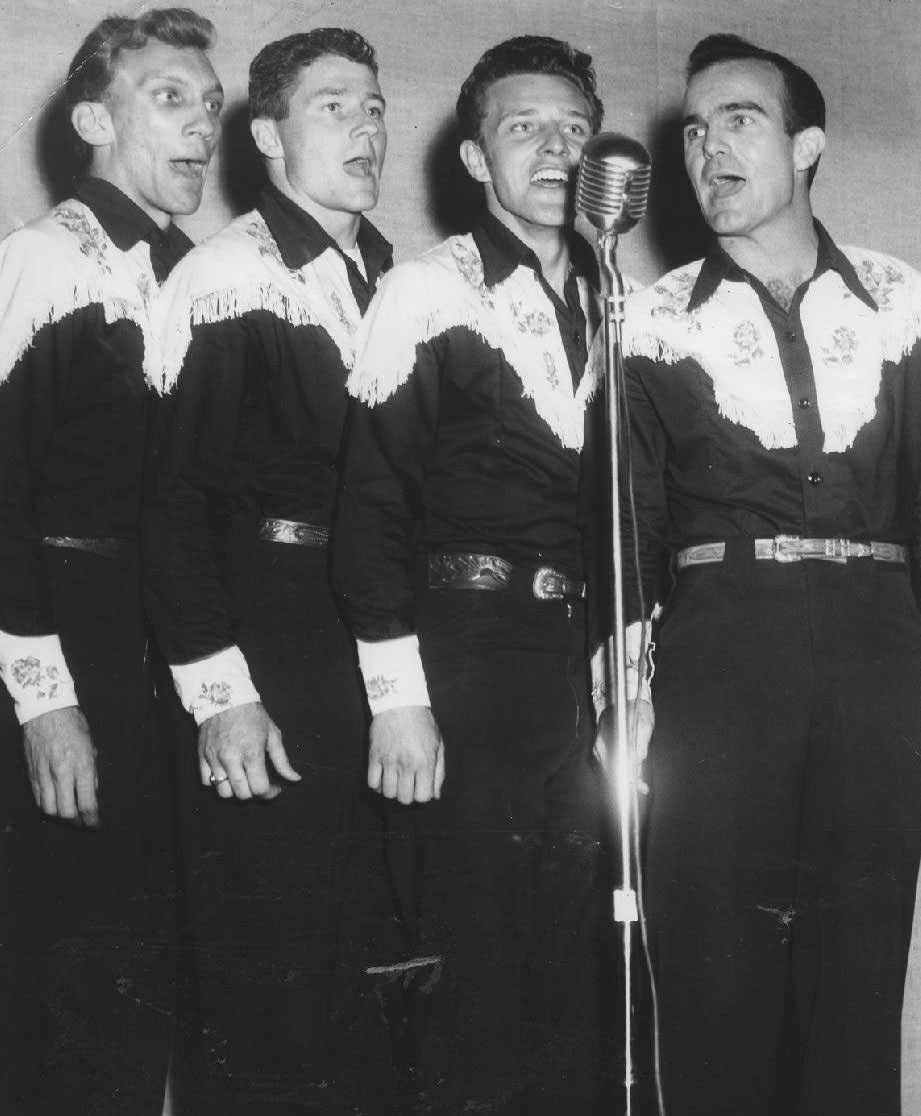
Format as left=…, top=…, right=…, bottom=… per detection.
left=687, top=219, right=878, bottom=313
left=472, top=211, right=596, bottom=290
left=72, top=175, right=193, bottom=262
left=258, top=181, right=392, bottom=283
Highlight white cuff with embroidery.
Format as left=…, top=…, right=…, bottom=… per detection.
left=0, top=631, right=79, bottom=725
left=170, top=644, right=262, bottom=725
left=356, top=634, right=431, bottom=716
left=591, top=620, right=655, bottom=720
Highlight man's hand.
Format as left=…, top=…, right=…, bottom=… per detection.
left=23, top=706, right=99, bottom=827
left=198, top=701, right=300, bottom=801
left=593, top=697, right=655, bottom=784
left=368, top=706, right=445, bottom=805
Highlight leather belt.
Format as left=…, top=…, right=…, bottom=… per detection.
left=41, top=535, right=124, bottom=560
left=676, top=536, right=907, bottom=569
left=257, top=517, right=329, bottom=547
left=427, top=552, right=585, bottom=601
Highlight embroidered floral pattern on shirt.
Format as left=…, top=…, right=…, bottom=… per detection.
left=10, top=657, right=61, bottom=700
left=198, top=681, right=233, bottom=708
left=366, top=674, right=399, bottom=702
left=731, top=321, right=764, bottom=365
left=511, top=301, right=554, bottom=336
left=823, top=325, right=858, bottom=365
left=55, top=205, right=111, bottom=273
left=450, top=238, right=494, bottom=308
left=854, top=258, right=904, bottom=311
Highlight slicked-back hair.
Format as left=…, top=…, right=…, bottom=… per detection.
left=456, top=35, right=604, bottom=144
left=65, top=7, right=215, bottom=165
left=249, top=29, right=378, bottom=122
left=687, top=33, right=825, bottom=183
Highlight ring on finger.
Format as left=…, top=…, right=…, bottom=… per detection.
left=209, top=772, right=230, bottom=786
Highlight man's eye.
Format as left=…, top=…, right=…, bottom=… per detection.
left=206, top=97, right=224, bottom=115
left=367, top=105, right=384, bottom=119
left=510, top=121, right=532, bottom=133
left=323, top=101, right=343, bottom=113
left=565, top=123, right=586, bottom=137
left=684, top=126, right=705, bottom=143
left=154, top=88, right=181, bottom=105
left=732, top=114, right=753, bottom=127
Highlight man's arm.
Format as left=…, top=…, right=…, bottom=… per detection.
left=0, top=277, right=97, bottom=824
left=332, top=266, right=446, bottom=803
left=145, top=315, right=298, bottom=799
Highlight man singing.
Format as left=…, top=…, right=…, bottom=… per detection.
left=0, top=9, right=222, bottom=1114
left=145, top=28, right=392, bottom=1115
left=334, top=35, right=608, bottom=1115
left=622, top=32, right=921, bottom=1116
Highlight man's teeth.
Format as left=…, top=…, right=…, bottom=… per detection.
left=531, top=168, right=569, bottom=184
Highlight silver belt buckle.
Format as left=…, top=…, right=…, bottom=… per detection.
left=771, top=534, right=803, bottom=563
left=822, top=538, right=850, bottom=564
left=532, top=567, right=583, bottom=601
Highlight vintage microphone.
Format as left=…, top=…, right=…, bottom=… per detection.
left=576, top=133, right=652, bottom=1116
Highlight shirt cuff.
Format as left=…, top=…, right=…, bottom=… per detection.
left=170, top=645, right=262, bottom=725
left=356, top=634, right=431, bottom=715
left=0, top=631, right=79, bottom=725
left=591, top=620, right=656, bottom=719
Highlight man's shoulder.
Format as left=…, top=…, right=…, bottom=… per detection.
left=376, top=234, right=479, bottom=300
left=839, top=244, right=921, bottom=308
left=0, top=199, right=113, bottom=279
left=165, top=209, right=268, bottom=287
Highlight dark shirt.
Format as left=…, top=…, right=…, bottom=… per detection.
left=333, top=214, right=600, bottom=643
left=144, top=184, right=393, bottom=663
left=621, top=221, right=921, bottom=624
left=0, top=177, right=192, bottom=634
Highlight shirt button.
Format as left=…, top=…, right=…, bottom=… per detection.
left=785, top=329, right=799, bottom=342
left=798, top=397, right=811, bottom=409
left=807, top=472, right=822, bottom=485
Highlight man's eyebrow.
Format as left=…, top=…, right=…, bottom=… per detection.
left=306, top=85, right=387, bottom=106
left=496, top=105, right=591, bottom=124
left=682, top=100, right=766, bottom=128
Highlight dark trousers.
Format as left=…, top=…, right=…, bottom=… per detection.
left=0, top=548, right=176, bottom=1116
left=644, top=552, right=921, bottom=1116
left=387, top=586, right=609, bottom=1115
left=170, top=539, right=397, bottom=1116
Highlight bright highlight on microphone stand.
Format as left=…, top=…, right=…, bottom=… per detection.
left=576, top=133, right=653, bottom=1116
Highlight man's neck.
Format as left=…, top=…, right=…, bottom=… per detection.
left=488, top=208, right=571, bottom=297
left=269, top=171, right=362, bottom=251
left=719, top=211, right=819, bottom=312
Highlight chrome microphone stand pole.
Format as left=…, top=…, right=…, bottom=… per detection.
left=596, top=227, right=640, bottom=1115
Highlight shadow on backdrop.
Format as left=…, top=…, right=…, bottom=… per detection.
left=646, top=107, right=710, bottom=271
left=424, top=115, right=484, bottom=239
left=36, top=89, right=80, bottom=204
left=217, top=99, right=263, bottom=217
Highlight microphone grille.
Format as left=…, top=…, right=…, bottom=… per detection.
left=576, top=133, right=652, bottom=233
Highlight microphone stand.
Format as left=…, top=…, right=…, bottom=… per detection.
left=596, top=227, right=641, bottom=1116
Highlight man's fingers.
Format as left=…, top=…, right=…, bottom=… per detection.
left=380, top=763, right=399, bottom=800
left=76, top=769, right=100, bottom=827
left=433, top=743, right=446, bottom=799
left=368, top=758, right=384, bottom=793
left=265, top=733, right=301, bottom=784
left=221, top=758, right=250, bottom=799
left=242, top=751, right=274, bottom=799
left=37, top=765, right=58, bottom=817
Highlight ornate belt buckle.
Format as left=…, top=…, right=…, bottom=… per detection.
left=772, top=535, right=803, bottom=563
left=823, top=538, right=850, bottom=563
left=532, top=567, right=566, bottom=600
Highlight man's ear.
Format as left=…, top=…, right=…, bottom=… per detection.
left=250, top=117, right=284, bottom=160
left=793, top=126, right=826, bottom=176
left=460, top=138, right=491, bottom=185
left=70, top=101, right=114, bottom=149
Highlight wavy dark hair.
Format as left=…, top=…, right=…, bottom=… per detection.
left=456, top=35, right=604, bottom=144
left=249, top=28, right=378, bottom=122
